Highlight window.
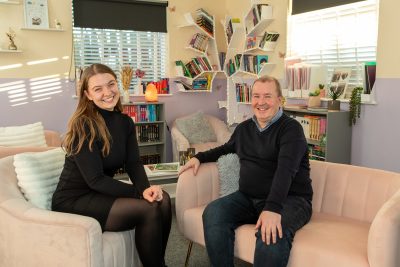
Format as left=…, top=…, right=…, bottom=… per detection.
left=287, top=0, right=379, bottom=85
left=73, top=28, right=167, bottom=89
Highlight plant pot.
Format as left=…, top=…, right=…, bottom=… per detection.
left=328, top=100, right=340, bottom=110
left=308, top=96, right=321, bottom=108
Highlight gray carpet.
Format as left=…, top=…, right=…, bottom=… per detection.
left=165, top=201, right=252, bottom=267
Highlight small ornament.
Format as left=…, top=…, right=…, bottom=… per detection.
left=6, top=28, right=17, bottom=50
left=54, top=19, right=62, bottom=29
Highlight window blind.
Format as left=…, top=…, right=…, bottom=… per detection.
left=73, top=28, right=167, bottom=89
left=73, top=0, right=168, bottom=32
left=287, top=0, right=378, bottom=85
left=291, top=0, right=364, bottom=15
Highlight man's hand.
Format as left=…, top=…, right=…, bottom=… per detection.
left=143, top=185, right=163, bottom=202
left=255, top=210, right=283, bottom=245
left=178, top=157, right=200, bottom=176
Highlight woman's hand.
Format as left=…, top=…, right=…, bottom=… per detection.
left=178, top=157, right=200, bottom=176
left=143, top=185, right=163, bottom=202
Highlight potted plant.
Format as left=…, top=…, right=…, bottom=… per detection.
left=349, top=86, right=363, bottom=126
left=327, top=84, right=345, bottom=110
left=308, top=84, right=324, bottom=107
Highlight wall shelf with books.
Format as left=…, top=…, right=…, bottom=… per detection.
left=122, top=102, right=166, bottom=164
left=283, top=107, right=351, bottom=164
left=175, top=8, right=221, bottom=93
left=224, top=1, right=279, bottom=124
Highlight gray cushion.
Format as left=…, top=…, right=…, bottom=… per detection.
left=217, top=153, right=240, bottom=197
left=175, top=112, right=217, bottom=144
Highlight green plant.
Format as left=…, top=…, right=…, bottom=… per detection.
left=349, top=86, right=363, bottom=126
left=328, top=85, right=345, bottom=100
left=309, top=89, right=320, bottom=97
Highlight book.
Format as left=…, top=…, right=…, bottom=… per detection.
left=147, top=162, right=180, bottom=173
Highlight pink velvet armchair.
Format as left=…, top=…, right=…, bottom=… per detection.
left=0, top=131, right=141, bottom=267
left=176, top=160, right=400, bottom=267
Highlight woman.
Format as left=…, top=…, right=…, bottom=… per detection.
left=52, top=63, right=171, bottom=267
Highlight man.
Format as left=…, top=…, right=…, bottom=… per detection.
left=179, top=76, right=313, bottom=267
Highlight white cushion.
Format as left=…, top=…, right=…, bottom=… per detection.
left=0, top=122, right=47, bottom=147
left=13, top=148, right=66, bottom=210
left=217, top=153, right=240, bottom=197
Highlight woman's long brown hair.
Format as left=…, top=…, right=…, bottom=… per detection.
left=63, top=64, right=123, bottom=156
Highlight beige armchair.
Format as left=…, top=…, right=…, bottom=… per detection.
left=176, top=160, right=400, bottom=267
left=171, top=114, right=231, bottom=162
left=0, top=136, right=141, bottom=266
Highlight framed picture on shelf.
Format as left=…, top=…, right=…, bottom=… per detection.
left=329, top=68, right=351, bottom=99
left=23, top=0, right=49, bottom=29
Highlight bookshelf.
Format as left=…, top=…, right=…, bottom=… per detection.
left=283, top=107, right=351, bottom=164
left=175, top=8, right=220, bottom=93
left=223, top=2, right=278, bottom=124
left=122, top=102, right=166, bottom=164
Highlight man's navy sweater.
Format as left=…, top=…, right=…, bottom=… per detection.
left=195, top=113, right=313, bottom=214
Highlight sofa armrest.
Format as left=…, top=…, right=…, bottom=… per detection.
left=175, top=162, right=220, bottom=233
left=171, top=124, right=190, bottom=161
left=368, top=189, right=400, bottom=267
left=0, top=199, right=104, bottom=267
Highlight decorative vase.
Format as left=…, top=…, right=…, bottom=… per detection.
left=308, top=96, right=321, bottom=108
left=328, top=100, right=340, bottom=110
left=122, top=90, right=130, bottom=104
left=136, top=78, right=143, bottom=95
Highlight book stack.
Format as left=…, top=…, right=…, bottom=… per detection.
left=136, top=124, right=161, bottom=143
left=188, top=33, right=209, bottom=52
left=122, top=104, right=161, bottom=122
left=226, top=54, right=242, bottom=76
left=196, top=8, right=214, bottom=37
left=242, top=55, right=268, bottom=74
left=140, top=154, right=161, bottom=165
left=235, top=83, right=252, bottom=103
left=258, top=31, right=279, bottom=50
left=225, top=17, right=241, bottom=44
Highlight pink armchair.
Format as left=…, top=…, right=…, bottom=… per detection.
left=0, top=134, right=141, bottom=266
left=176, top=160, right=400, bottom=267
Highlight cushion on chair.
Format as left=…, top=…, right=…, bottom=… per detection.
left=0, top=122, right=47, bottom=147
left=217, top=153, right=240, bottom=197
left=175, top=111, right=217, bottom=144
left=13, top=147, right=65, bottom=210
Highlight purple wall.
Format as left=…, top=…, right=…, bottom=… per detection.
left=349, top=78, right=400, bottom=173
left=0, top=77, right=227, bottom=162
left=1, top=76, right=399, bottom=172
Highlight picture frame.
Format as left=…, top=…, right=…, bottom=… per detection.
left=23, top=0, right=49, bottom=29
left=329, top=68, right=351, bottom=99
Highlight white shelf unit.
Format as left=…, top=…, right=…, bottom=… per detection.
left=175, top=9, right=221, bottom=93
left=0, top=1, right=20, bottom=5
left=224, top=1, right=278, bottom=125
left=21, top=27, right=65, bottom=32
left=0, top=49, right=22, bottom=53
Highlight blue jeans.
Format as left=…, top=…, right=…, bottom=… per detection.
left=202, top=191, right=312, bottom=267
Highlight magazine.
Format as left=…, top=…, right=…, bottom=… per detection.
left=146, top=162, right=180, bottom=173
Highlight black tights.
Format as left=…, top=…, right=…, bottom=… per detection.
left=105, top=191, right=172, bottom=267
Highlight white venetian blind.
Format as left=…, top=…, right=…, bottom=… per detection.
left=287, top=0, right=379, bottom=85
left=73, top=28, right=167, bottom=89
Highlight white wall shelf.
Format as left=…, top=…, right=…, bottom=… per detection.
left=21, top=27, right=65, bottom=32
left=0, top=49, right=22, bottom=53
left=0, top=1, right=20, bottom=5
